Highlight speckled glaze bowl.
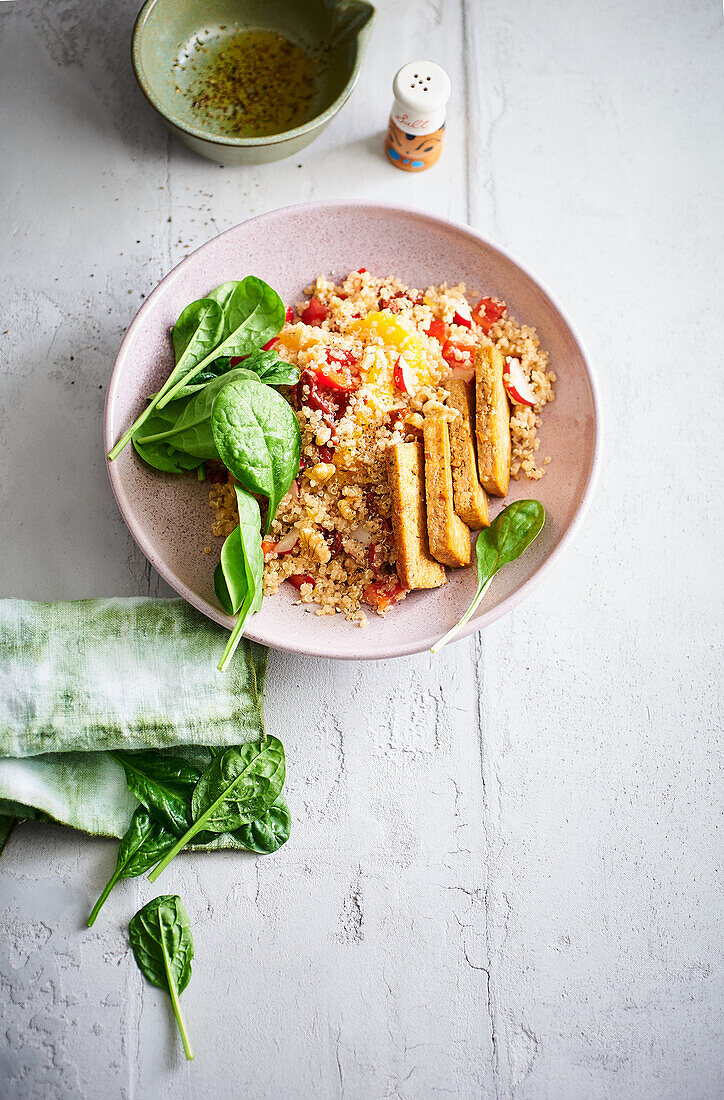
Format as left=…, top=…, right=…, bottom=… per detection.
left=132, top=0, right=375, bottom=164
left=105, top=203, right=601, bottom=660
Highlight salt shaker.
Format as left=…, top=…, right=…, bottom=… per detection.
left=384, top=61, right=451, bottom=172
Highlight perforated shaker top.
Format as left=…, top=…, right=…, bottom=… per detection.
left=390, top=62, right=451, bottom=136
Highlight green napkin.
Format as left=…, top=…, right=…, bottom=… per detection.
left=0, top=597, right=268, bottom=844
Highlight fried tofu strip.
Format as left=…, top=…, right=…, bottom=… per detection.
left=423, top=414, right=471, bottom=568
left=446, top=379, right=490, bottom=529
left=387, top=441, right=446, bottom=590
left=475, top=344, right=511, bottom=497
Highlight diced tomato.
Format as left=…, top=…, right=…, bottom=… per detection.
left=261, top=539, right=276, bottom=559
left=364, top=487, right=379, bottom=515
left=288, top=573, right=316, bottom=590
left=285, top=306, right=294, bottom=324
left=262, top=337, right=278, bottom=351
left=472, top=296, right=506, bottom=334
left=311, top=352, right=358, bottom=392
left=453, top=311, right=472, bottom=329
left=326, top=530, right=343, bottom=556
left=364, top=578, right=405, bottom=613
left=301, top=298, right=328, bottom=326
left=442, top=337, right=476, bottom=369
left=425, top=317, right=447, bottom=343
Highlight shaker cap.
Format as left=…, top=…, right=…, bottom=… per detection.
left=391, top=61, right=451, bottom=135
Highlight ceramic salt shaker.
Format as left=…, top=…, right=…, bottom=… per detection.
left=385, top=61, right=451, bottom=172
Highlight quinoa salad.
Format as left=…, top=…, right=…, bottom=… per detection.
left=207, top=269, right=555, bottom=625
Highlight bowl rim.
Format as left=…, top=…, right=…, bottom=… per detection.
left=131, top=0, right=376, bottom=148
left=105, top=200, right=602, bottom=659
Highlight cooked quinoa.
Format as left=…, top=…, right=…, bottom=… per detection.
left=209, top=269, right=555, bottom=622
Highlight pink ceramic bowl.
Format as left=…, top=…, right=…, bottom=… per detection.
left=105, top=202, right=601, bottom=660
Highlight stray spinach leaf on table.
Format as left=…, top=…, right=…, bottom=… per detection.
left=231, top=793, right=291, bottom=855
left=129, top=895, right=195, bottom=1061
left=87, top=808, right=176, bottom=927
left=211, top=376, right=301, bottom=535
left=431, top=499, right=546, bottom=653
left=148, top=737, right=286, bottom=881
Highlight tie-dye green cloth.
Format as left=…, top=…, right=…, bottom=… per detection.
left=0, top=598, right=268, bottom=841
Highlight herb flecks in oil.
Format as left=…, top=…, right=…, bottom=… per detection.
left=180, top=29, right=320, bottom=138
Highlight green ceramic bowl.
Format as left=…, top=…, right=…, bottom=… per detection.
left=132, top=0, right=375, bottom=164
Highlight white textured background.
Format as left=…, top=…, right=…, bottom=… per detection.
left=1, top=1, right=722, bottom=1097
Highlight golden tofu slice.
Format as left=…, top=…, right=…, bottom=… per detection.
left=423, top=415, right=472, bottom=568
left=475, top=344, right=511, bottom=497
left=446, top=379, right=490, bottom=530
left=387, top=441, right=446, bottom=590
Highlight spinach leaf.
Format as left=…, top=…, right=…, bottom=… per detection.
left=147, top=737, right=285, bottom=881
left=214, top=485, right=264, bottom=671
left=132, top=435, right=204, bottom=475
left=215, top=486, right=265, bottom=615
left=110, top=751, right=202, bottom=836
left=431, top=499, right=546, bottom=653
left=133, top=368, right=260, bottom=461
left=231, top=792, right=291, bottom=854
left=211, top=377, right=301, bottom=536
left=109, top=297, right=223, bottom=461
left=193, top=793, right=291, bottom=854
left=129, top=895, right=194, bottom=1061
left=175, top=350, right=299, bottom=399
left=241, top=349, right=300, bottom=388
left=87, top=809, right=176, bottom=927
left=158, top=277, right=285, bottom=407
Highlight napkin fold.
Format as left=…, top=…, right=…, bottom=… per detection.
left=0, top=598, right=268, bottom=843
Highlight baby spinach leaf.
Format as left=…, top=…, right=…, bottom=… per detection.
left=245, top=349, right=300, bottom=388
left=431, top=499, right=546, bottom=653
left=129, top=895, right=194, bottom=1061
left=109, top=297, right=223, bottom=461
left=211, top=378, right=301, bottom=536
left=132, top=436, right=204, bottom=475
left=110, top=751, right=203, bottom=836
left=217, top=486, right=265, bottom=616
left=231, top=793, right=291, bottom=854
left=193, top=794, right=291, bottom=854
left=175, top=350, right=299, bottom=399
left=133, top=368, right=260, bottom=460
left=87, top=809, right=176, bottom=927
left=158, top=277, right=285, bottom=407
left=147, top=737, right=285, bottom=881
left=214, top=485, right=264, bottom=671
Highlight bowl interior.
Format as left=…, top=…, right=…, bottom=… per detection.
left=105, top=203, right=599, bottom=660
left=135, top=0, right=360, bottom=141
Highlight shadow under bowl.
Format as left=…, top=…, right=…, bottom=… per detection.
left=132, top=0, right=375, bottom=164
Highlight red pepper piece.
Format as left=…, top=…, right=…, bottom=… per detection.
left=425, top=317, right=447, bottom=343
left=363, top=578, right=405, bottom=612
left=301, top=298, right=328, bottom=326
left=442, top=337, right=476, bottom=369
left=288, top=573, right=316, bottom=590
left=285, top=307, right=294, bottom=323
left=472, top=296, right=506, bottom=334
